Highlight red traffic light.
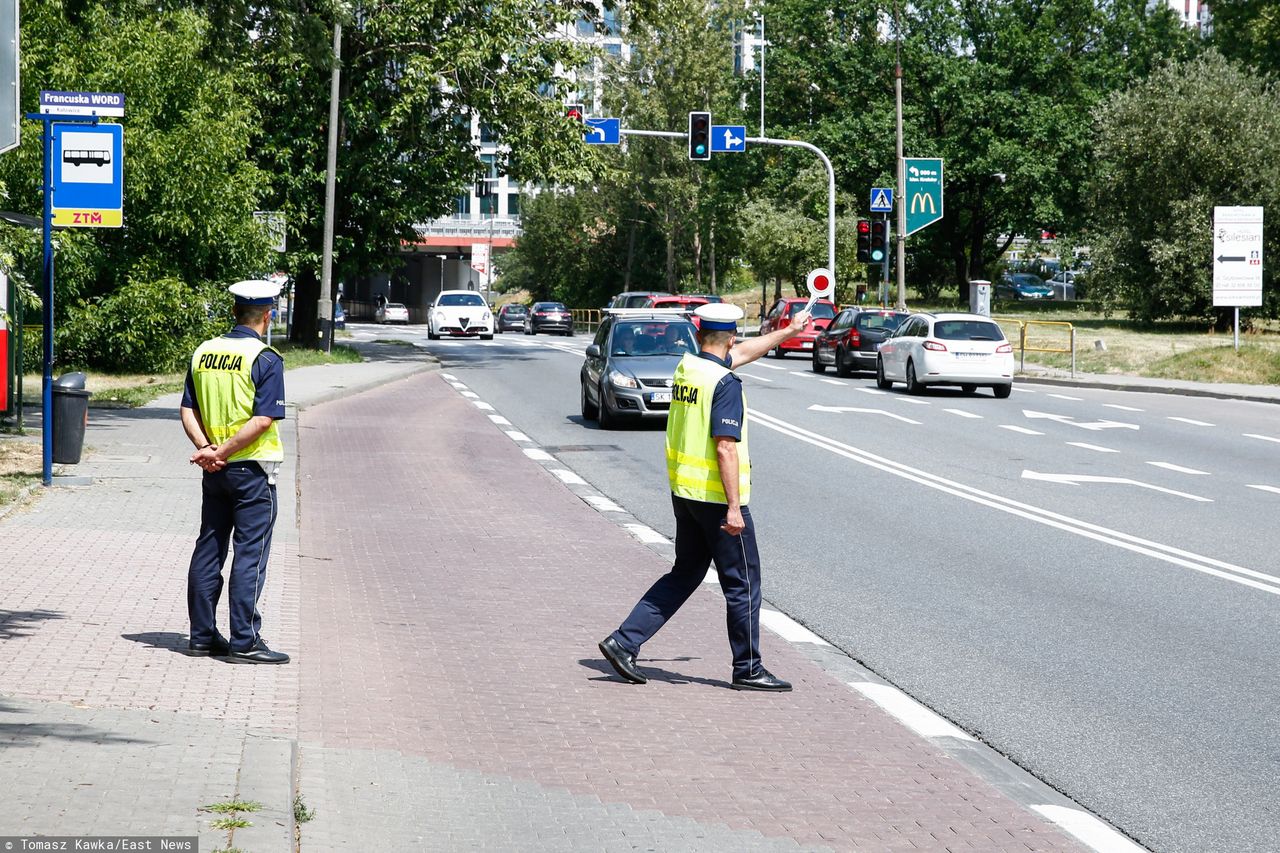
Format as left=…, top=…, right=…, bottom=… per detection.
left=857, top=220, right=871, bottom=234
left=566, top=104, right=584, bottom=122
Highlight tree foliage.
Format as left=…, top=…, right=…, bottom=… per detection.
left=1087, top=50, right=1280, bottom=323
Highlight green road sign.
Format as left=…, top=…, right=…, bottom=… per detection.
left=904, top=157, right=943, bottom=236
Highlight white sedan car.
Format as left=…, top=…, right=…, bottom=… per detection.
left=428, top=290, right=493, bottom=340
left=876, top=312, right=1014, bottom=398
left=375, top=302, right=410, bottom=324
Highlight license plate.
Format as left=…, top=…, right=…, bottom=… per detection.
left=651, top=391, right=672, bottom=403
left=956, top=351, right=987, bottom=359
left=799, top=342, right=813, bottom=349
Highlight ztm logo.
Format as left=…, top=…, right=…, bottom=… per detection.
left=910, top=192, right=936, bottom=215
left=72, top=212, right=104, bottom=225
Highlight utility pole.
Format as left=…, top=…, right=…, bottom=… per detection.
left=754, top=11, right=765, bottom=137
left=319, top=18, right=342, bottom=353
left=894, top=0, right=906, bottom=312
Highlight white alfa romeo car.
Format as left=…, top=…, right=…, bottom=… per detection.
left=428, top=290, right=493, bottom=340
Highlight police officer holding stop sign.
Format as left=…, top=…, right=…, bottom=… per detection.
left=600, top=302, right=812, bottom=691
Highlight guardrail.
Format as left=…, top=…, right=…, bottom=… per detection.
left=994, top=317, right=1075, bottom=377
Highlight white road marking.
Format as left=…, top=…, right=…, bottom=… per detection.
left=440, top=373, right=457, bottom=381
left=1025, top=410, right=1139, bottom=431
left=755, top=362, right=787, bottom=370
left=1247, top=484, right=1280, bottom=495
left=623, top=523, right=670, bottom=545
left=523, top=448, right=553, bottom=461
left=808, top=405, right=921, bottom=425
left=583, top=495, right=625, bottom=512
left=1146, top=461, right=1210, bottom=475
left=449, top=382, right=468, bottom=390
left=1066, top=442, right=1120, bottom=453
left=857, top=387, right=887, bottom=396
left=1169, top=416, right=1215, bottom=426
left=790, top=371, right=819, bottom=379
left=944, top=408, right=983, bottom=419
left=1103, top=403, right=1144, bottom=412
left=748, top=408, right=1280, bottom=597
left=999, top=425, right=1044, bottom=435
left=894, top=397, right=930, bottom=405
left=460, top=391, right=479, bottom=399
left=550, top=469, right=587, bottom=486
left=1013, top=387, right=1035, bottom=393
left=1030, top=804, right=1146, bottom=853
left=759, top=610, right=830, bottom=645
left=473, top=401, right=495, bottom=411
left=850, top=682, right=974, bottom=741
left=739, top=372, right=774, bottom=382
left=821, top=378, right=847, bottom=386
left=1244, top=433, right=1280, bottom=444
left=1023, top=470, right=1211, bottom=502
left=487, top=415, right=512, bottom=426
left=1048, top=393, right=1082, bottom=401
left=504, top=430, right=531, bottom=442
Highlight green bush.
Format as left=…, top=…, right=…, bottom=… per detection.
left=59, top=278, right=232, bottom=374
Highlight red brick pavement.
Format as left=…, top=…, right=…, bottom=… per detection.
left=297, top=373, right=1080, bottom=851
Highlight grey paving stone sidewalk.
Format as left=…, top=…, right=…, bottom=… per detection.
left=293, top=372, right=1082, bottom=852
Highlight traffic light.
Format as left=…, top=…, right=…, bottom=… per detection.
left=566, top=103, right=584, bottom=123
left=870, top=219, right=888, bottom=263
left=688, top=111, right=711, bottom=161
left=856, top=219, right=871, bottom=263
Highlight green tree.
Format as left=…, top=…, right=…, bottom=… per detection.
left=1211, top=0, right=1280, bottom=78
left=1088, top=50, right=1280, bottom=323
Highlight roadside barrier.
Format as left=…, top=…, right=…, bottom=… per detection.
left=572, top=308, right=602, bottom=334
left=994, top=317, right=1075, bottom=377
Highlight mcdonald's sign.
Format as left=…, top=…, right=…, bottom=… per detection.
left=903, top=157, right=944, bottom=236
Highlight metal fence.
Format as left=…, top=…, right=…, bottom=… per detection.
left=994, top=317, right=1076, bottom=376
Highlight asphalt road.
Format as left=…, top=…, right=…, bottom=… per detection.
left=350, top=322, right=1280, bottom=853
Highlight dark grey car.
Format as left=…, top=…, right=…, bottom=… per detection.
left=580, top=314, right=699, bottom=429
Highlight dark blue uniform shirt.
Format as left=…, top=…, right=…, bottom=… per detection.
left=181, top=326, right=286, bottom=420
left=699, top=351, right=744, bottom=442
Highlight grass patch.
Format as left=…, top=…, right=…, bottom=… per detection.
left=209, top=817, right=252, bottom=830
left=201, top=800, right=263, bottom=814
left=0, top=440, right=41, bottom=511
left=294, top=793, right=316, bottom=823
left=1147, top=344, right=1280, bottom=384
left=274, top=341, right=362, bottom=367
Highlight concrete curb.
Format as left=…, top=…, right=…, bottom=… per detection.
left=1019, top=372, right=1280, bottom=405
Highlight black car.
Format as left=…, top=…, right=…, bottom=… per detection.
left=580, top=313, right=699, bottom=428
left=525, top=301, right=574, bottom=335
left=812, top=308, right=908, bottom=376
left=495, top=303, right=527, bottom=333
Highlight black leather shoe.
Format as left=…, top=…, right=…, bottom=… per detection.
left=228, top=639, right=290, bottom=664
left=731, top=668, right=792, bottom=692
left=598, top=637, right=647, bottom=684
left=188, top=634, right=230, bottom=656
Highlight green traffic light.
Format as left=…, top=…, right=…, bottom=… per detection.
left=871, top=250, right=884, bottom=262
left=695, top=145, right=706, bottom=155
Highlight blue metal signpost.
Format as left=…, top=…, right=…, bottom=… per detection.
left=710, top=125, right=746, bottom=153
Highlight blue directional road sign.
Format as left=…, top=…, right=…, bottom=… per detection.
left=869, top=187, right=894, bottom=213
left=52, top=122, right=124, bottom=228
left=710, top=125, right=747, bottom=153
left=583, top=117, right=620, bottom=145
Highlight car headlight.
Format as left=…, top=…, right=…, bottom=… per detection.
left=483, top=311, right=491, bottom=322
left=434, top=312, right=445, bottom=324
left=608, top=370, right=639, bottom=389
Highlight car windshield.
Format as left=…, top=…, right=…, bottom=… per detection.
left=933, top=320, right=1006, bottom=341
left=439, top=294, right=485, bottom=307
left=789, top=302, right=835, bottom=319
left=1010, top=275, right=1046, bottom=287
left=535, top=303, right=567, bottom=312
left=611, top=321, right=697, bottom=356
left=856, top=313, right=905, bottom=331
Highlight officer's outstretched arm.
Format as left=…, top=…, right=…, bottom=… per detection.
left=729, top=309, right=811, bottom=367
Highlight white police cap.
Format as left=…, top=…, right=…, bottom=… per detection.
left=694, top=302, right=744, bottom=331
left=228, top=279, right=283, bottom=306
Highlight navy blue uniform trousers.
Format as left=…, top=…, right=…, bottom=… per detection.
left=612, top=494, right=763, bottom=680
left=187, top=462, right=278, bottom=652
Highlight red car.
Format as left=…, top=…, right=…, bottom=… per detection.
left=644, top=295, right=711, bottom=327
left=759, top=298, right=836, bottom=357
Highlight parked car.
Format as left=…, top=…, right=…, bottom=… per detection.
left=1046, top=270, right=1086, bottom=300
left=427, top=290, right=493, bottom=339
left=606, top=291, right=672, bottom=310
left=495, top=303, right=528, bottom=333
left=758, top=298, right=836, bottom=357
left=875, top=312, right=1014, bottom=397
left=644, top=295, right=710, bottom=314
left=812, top=308, right=909, bottom=376
left=996, top=273, right=1053, bottom=301
left=580, top=313, right=699, bottom=428
left=525, top=301, right=573, bottom=335
left=686, top=294, right=724, bottom=303
left=375, top=301, right=410, bottom=324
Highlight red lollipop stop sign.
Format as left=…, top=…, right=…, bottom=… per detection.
left=804, top=267, right=834, bottom=310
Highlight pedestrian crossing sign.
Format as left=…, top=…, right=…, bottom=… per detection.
left=870, top=188, right=893, bottom=213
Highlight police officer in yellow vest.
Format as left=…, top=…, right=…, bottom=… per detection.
left=600, top=302, right=812, bottom=691
left=179, top=279, right=290, bottom=664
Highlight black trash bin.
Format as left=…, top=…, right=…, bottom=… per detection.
left=51, top=372, right=91, bottom=465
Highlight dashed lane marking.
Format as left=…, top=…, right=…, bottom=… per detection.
left=760, top=610, right=830, bottom=645
left=550, top=469, right=588, bottom=486
left=857, top=387, right=887, bottom=396
left=944, top=408, right=983, bottom=419
left=739, top=372, right=774, bottom=382
left=1000, top=425, right=1044, bottom=435
left=487, top=415, right=512, bottom=426
left=622, top=523, right=670, bottom=545
left=755, top=362, right=787, bottom=370
left=1048, top=393, right=1082, bottom=401
left=583, top=495, right=625, bottom=512
left=1030, top=804, right=1147, bottom=853
left=1067, top=442, right=1119, bottom=453
left=1246, top=484, right=1280, bottom=495
left=850, top=682, right=975, bottom=741
left=504, top=430, right=532, bottom=442
left=440, top=373, right=457, bottom=381
left=1146, top=461, right=1210, bottom=475
left=1244, top=433, right=1280, bottom=444
left=1013, top=387, right=1035, bottom=393
left=790, top=371, right=818, bottom=379
left=523, top=448, right=553, bottom=461
left=821, top=378, right=847, bottom=386
left=473, top=401, right=494, bottom=411
left=894, top=397, right=930, bottom=405
left=1103, top=403, right=1143, bottom=412
left=1169, top=416, right=1215, bottom=426
left=460, top=391, right=479, bottom=399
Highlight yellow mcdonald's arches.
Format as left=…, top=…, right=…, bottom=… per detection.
left=910, top=192, right=937, bottom=215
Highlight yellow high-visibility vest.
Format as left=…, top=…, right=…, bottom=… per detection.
left=191, top=335, right=284, bottom=463
left=665, top=352, right=750, bottom=505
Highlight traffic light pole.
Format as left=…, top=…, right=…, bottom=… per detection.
left=620, top=129, right=836, bottom=293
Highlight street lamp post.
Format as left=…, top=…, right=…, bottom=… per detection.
left=753, top=11, right=765, bottom=137
left=319, top=18, right=342, bottom=353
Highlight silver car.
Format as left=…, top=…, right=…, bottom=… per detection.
left=580, top=314, right=699, bottom=429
